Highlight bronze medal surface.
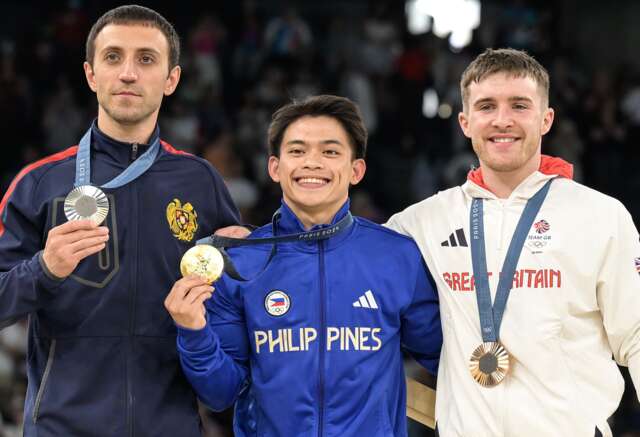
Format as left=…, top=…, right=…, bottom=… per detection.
left=469, top=342, right=510, bottom=387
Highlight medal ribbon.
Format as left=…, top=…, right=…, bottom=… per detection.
left=196, top=211, right=354, bottom=281
left=74, top=122, right=160, bottom=188
left=470, top=179, right=552, bottom=343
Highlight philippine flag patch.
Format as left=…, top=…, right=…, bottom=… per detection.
left=265, top=290, right=291, bottom=316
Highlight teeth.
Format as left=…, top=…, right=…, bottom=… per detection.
left=493, top=137, right=516, bottom=143
left=298, top=178, right=327, bottom=184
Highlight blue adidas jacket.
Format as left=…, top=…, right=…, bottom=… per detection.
left=0, top=123, right=239, bottom=437
left=177, top=200, right=442, bottom=437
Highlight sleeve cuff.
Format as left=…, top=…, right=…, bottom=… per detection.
left=177, top=324, right=216, bottom=352
left=32, top=251, right=66, bottom=290
left=37, top=251, right=66, bottom=282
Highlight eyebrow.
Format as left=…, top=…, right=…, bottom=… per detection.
left=100, top=45, right=162, bottom=55
left=473, top=96, right=534, bottom=106
left=284, top=139, right=345, bottom=146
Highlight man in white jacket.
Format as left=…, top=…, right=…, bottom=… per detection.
left=387, top=48, right=640, bottom=437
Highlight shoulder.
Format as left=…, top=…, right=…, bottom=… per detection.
left=3, top=146, right=77, bottom=199
left=356, top=217, right=416, bottom=243
left=388, top=186, right=463, bottom=227
left=353, top=217, right=423, bottom=259
left=159, top=140, right=224, bottom=180
left=552, top=178, right=626, bottom=212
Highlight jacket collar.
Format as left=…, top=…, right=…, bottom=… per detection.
left=90, top=120, right=159, bottom=168
left=463, top=155, right=573, bottom=200
left=275, top=199, right=354, bottom=250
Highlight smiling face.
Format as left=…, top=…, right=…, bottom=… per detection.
left=268, top=115, right=366, bottom=228
left=458, top=72, right=554, bottom=177
left=83, top=23, right=180, bottom=131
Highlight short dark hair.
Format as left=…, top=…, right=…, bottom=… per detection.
left=86, top=5, right=180, bottom=70
left=460, top=48, right=550, bottom=110
left=268, top=95, right=368, bottom=159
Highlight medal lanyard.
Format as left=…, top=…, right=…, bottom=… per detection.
left=470, top=179, right=552, bottom=343
left=196, top=210, right=354, bottom=281
left=74, top=123, right=160, bottom=188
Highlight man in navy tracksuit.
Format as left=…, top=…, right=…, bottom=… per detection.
left=166, top=95, right=442, bottom=436
left=0, top=5, right=239, bottom=436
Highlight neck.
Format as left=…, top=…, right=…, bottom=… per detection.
left=97, top=110, right=158, bottom=144
left=285, top=200, right=344, bottom=230
left=482, top=154, right=541, bottom=199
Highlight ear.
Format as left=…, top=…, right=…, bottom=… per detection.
left=164, top=66, right=181, bottom=96
left=458, top=111, right=471, bottom=138
left=84, top=62, right=97, bottom=93
left=350, top=159, right=366, bottom=186
left=540, top=107, right=555, bottom=136
left=268, top=155, right=281, bottom=183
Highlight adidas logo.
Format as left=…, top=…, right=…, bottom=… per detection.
left=441, top=228, right=468, bottom=247
left=353, top=290, right=378, bottom=309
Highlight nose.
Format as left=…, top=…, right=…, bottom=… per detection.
left=302, top=149, right=323, bottom=169
left=491, top=105, right=514, bottom=129
left=118, top=58, right=138, bottom=83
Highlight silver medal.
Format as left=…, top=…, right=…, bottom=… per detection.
left=64, top=185, right=109, bottom=225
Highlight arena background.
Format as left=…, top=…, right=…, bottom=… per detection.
left=0, top=0, right=639, bottom=435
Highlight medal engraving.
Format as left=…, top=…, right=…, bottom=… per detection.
left=64, top=185, right=109, bottom=225
left=469, top=342, right=510, bottom=387
left=180, top=245, right=224, bottom=284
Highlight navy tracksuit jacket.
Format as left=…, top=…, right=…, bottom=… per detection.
left=0, top=123, right=239, bottom=436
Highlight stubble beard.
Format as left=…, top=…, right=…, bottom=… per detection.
left=102, top=97, right=157, bottom=126
left=473, top=138, right=538, bottom=174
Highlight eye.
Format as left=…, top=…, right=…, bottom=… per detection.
left=513, top=103, right=529, bottom=110
left=324, top=149, right=340, bottom=156
left=140, top=54, right=155, bottom=64
left=478, top=104, right=494, bottom=111
left=105, top=52, right=120, bottom=63
left=288, top=148, right=304, bottom=155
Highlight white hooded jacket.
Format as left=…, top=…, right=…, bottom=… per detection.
left=387, top=156, right=640, bottom=437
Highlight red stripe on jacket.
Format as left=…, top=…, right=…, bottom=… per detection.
left=0, top=146, right=79, bottom=237
left=161, top=141, right=192, bottom=156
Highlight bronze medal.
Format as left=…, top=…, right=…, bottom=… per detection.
left=180, top=245, right=224, bottom=284
left=64, top=185, right=109, bottom=225
left=469, top=342, right=510, bottom=387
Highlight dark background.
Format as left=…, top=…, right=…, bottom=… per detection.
left=0, top=0, right=639, bottom=435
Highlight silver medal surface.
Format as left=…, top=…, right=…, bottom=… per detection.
left=64, top=185, right=109, bottom=225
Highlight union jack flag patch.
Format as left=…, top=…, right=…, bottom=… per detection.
left=635, top=257, right=640, bottom=275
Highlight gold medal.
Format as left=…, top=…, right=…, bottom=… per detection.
left=469, top=342, right=510, bottom=387
left=64, top=185, right=109, bottom=225
left=180, top=245, right=224, bottom=284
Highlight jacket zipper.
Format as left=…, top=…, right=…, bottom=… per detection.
left=318, top=240, right=326, bottom=437
left=126, top=182, right=140, bottom=437
left=131, top=143, right=139, bottom=161
left=33, top=339, right=57, bottom=423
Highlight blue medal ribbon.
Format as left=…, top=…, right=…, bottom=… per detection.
left=470, top=179, right=553, bottom=343
left=74, top=122, right=160, bottom=188
left=196, top=210, right=354, bottom=281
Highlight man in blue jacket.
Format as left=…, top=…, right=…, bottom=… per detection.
left=165, top=95, right=442, bottom=436
left=0, top=5, right=239, bottom=436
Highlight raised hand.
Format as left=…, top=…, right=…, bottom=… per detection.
left=42, top=219, right=109, bottom=278
left=164, top=275, right=214, bottom=330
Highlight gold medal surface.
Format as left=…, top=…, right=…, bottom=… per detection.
left=469, top=342, right=510, bottom=387
left=64, top=185, right=109, bottom=225
left=180, top=245, right=224, bottom=284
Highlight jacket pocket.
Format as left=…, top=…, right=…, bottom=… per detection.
left=32, top=339, right=56, bottom=423
left=50, top=195, right=120, bottom=288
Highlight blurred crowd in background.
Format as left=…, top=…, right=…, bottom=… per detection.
left=1, top=0, right=640, bottom=435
